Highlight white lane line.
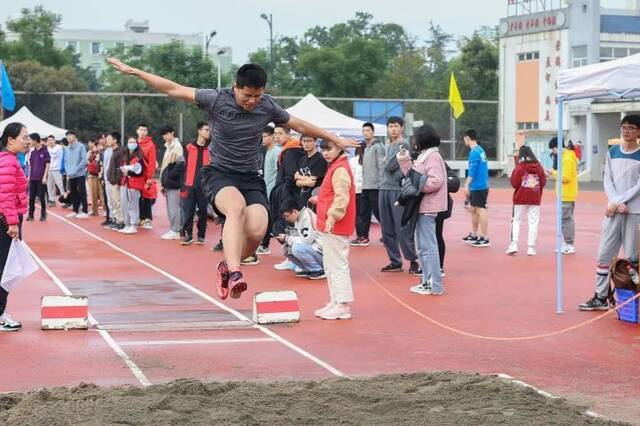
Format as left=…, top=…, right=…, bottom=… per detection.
left=118, top=338, right=275, bottom=346
left=24, top=243, right=152, bottom=387
left=46, top=211, right=348, bottom=379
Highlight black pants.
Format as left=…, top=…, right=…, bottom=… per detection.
left=139, top=197, right=153, bottom=221
left=0, top=215, right=21, bottom=316
left=101, top=178, right=110, bottom=220
left=68, top=176, right=88, bottom=214
left=181, top=187, right=208, bottom=239
left=262, top=209, right=273, bottom=247
left=356, top=189, right=381, bottom=239
left=28, top=180, right=47, bottom=219
left=436, top=214, right=445, bottom=269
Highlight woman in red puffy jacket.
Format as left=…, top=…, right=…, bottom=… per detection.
left=118, top=137, right=146, bottom=235
left=0, top=122, right=29, bottom=331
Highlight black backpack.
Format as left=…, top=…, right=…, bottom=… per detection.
left=445, top=163, right=460, bottom=193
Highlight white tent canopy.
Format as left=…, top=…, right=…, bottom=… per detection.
left=557, top=53, right=640, bottom=101
left=0, top=106, right=67, bottom=140
left=286, top=94, right=387, bottom=138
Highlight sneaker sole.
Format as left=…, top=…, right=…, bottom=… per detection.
left=0, top=327, right=21, bottom=332
left=320, top=314, right=352, bottom=320
left=472, top=244, right=491, bottom=248
left=181, top=241, right=194, bottom=246
left=381, top=268, right=403, bottom=273
left=307, top=274, right=326, bottom=280
left=230, top=281, right=247, bottom=299
left=578, top=306, right=609, bottom=311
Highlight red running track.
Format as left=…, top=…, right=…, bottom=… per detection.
left=2, top=187, right=639, bottom=423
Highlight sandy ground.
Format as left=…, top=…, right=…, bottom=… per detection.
left=0, top=372, right=621, bottom=425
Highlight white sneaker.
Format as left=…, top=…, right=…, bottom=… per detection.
left=143, top=219, right=153, bottom=230
left=160, top=231, right=180, bottom=240
left=505, top=243, right=518, bottom=255
left=75, top=212, right=89, bottom=219
left=121, top=226, right=137, bottom=234
left=274, top=260, right=296, bottom=271
left=561, top=244, right=576, bottom=254
left=314, top=302, right=335, bottom=317
left=410, top=283, right=432, bottom=295
left=527, top=246, right=537, bottom=256
left=320, top=303, right=352, bottom=320
left=0, top=313, right=21, bottom=331
left=65, top=212, right=77, bottom=218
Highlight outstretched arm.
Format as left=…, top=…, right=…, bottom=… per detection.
left=107, top=58, right=196, bottom=103
left=286, top=115, right=360, bottom=151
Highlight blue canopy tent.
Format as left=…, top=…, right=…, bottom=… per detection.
left=555, top=53, right=640, bottom=313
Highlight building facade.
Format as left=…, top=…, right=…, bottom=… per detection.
left=499, top=0, right=640, bottom=180
left=53, top=20, right=232, bottom=77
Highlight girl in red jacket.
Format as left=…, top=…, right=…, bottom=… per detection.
left=507, top=145, right=546, bottom=256
left=119, top=137, right=146, bottom=235
left=0, top=122, right=29, bottom=331
left=314, top=140, right=356, bottom=320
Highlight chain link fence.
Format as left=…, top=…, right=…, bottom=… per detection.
left=12, top=92, right=498, bottom=160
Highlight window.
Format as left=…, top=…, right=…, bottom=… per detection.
left=572, top=45, right=587, bottom=68
left=65, top=41, right=79, bottom=53
left=91, top=42, right=103, bottom=55
left=517, top=51, right=540, bottom=62
left=600, top=46, right=639, bottom=62
left=517, top=122, right=539, bottom=130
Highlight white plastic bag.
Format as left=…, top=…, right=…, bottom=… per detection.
left=1, top=240, right=39, bottom=292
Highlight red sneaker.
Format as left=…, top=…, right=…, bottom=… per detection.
left=228, top=271, right=248, bottom=299
left=217, top=260, right=230, bottom=300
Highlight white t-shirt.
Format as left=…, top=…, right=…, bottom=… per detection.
left=48, top=144, right=63, bottom=171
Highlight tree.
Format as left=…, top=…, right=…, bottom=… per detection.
left=0, top=6, right=75, bottom=68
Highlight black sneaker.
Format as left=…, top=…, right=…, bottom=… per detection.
left=471, top=237, right=491, bottom=248
left=26, top=215, right=34, bottom=222
left=307, top=270, right=326, bottom=280
left=196, top=237, right=205, bottom=245
left=578, top=293, right=610, bottom=311
left=296, top=270, right=312, bottom=278
left=40, top=214, right=47, bottom=221
left=381, top=263, right=403, bottom=272
left=212, top=240, right=223, bottom=252
left=409, top=261, right=422, bottom=276
left=114, top=222, right=126, bottom=231
left=101, top=219, right=112, bottom=227
left=462, top=233, right=478, bottom=244
left=181, top=235, right=194, bottom=246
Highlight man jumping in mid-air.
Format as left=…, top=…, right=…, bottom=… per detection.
left=108, top=58, right=358, bottom=300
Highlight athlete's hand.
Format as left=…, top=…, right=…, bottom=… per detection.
left=336, top=138, right=360, bottom=150
left=107, top=58, right=137, bottom=76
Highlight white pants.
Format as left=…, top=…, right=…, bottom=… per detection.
left=47, top=170, right=64, bottom=201
left=320, top=232, right=354, bottom=304
left=104, top=181, right=113, bottom=219
left=510, top=204, right=540, bottom=247
left=110, top=184, right=123, bottom=223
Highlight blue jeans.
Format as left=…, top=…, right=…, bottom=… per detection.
left=287, top=242, right=323, bottom=272
left=416, top=214, right=443, bottom=292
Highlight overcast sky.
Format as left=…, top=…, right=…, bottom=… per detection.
left=0, top=0, right=516, bottom=63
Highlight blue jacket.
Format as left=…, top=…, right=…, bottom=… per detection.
left=468, top=145, right=489, bottom=191
left=64, top=142, right=87, bottom=178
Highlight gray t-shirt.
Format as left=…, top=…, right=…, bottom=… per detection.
left=195, top=88, right=290, bottom=173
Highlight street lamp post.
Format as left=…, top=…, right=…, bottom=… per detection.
left=204, top=30, right=217, bottom=58
left=216, top=48, right=228, bottom=89
left=260, top=13, right=273, bottom=65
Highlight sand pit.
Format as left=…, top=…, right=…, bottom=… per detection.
left=0, top=372, right=619, bottom=425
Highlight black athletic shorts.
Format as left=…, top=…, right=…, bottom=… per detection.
left=200, top=165, right=269, bottom=218
left=469, top=189, right=489, bottom=209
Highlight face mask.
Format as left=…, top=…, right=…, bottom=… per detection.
left=127, top=143, right=137, bottom=151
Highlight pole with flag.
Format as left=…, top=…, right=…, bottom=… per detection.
left=448, top=72, right=465, bottom=159
left=0, top=60, right=17, bottom=121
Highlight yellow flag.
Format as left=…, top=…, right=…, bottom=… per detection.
left=449, top=73, right=465, bottom=119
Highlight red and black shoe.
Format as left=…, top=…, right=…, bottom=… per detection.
left=217, top=260, right=230, bottom=300
left=228, top=271, right=248, bottom=299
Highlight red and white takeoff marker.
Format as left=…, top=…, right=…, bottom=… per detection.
left=252, top=291, right=300, bottom=325
left=41, top=295, right=89, bottom=330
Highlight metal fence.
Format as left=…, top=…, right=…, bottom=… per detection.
left=12, top=91, right=498, bottom=160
